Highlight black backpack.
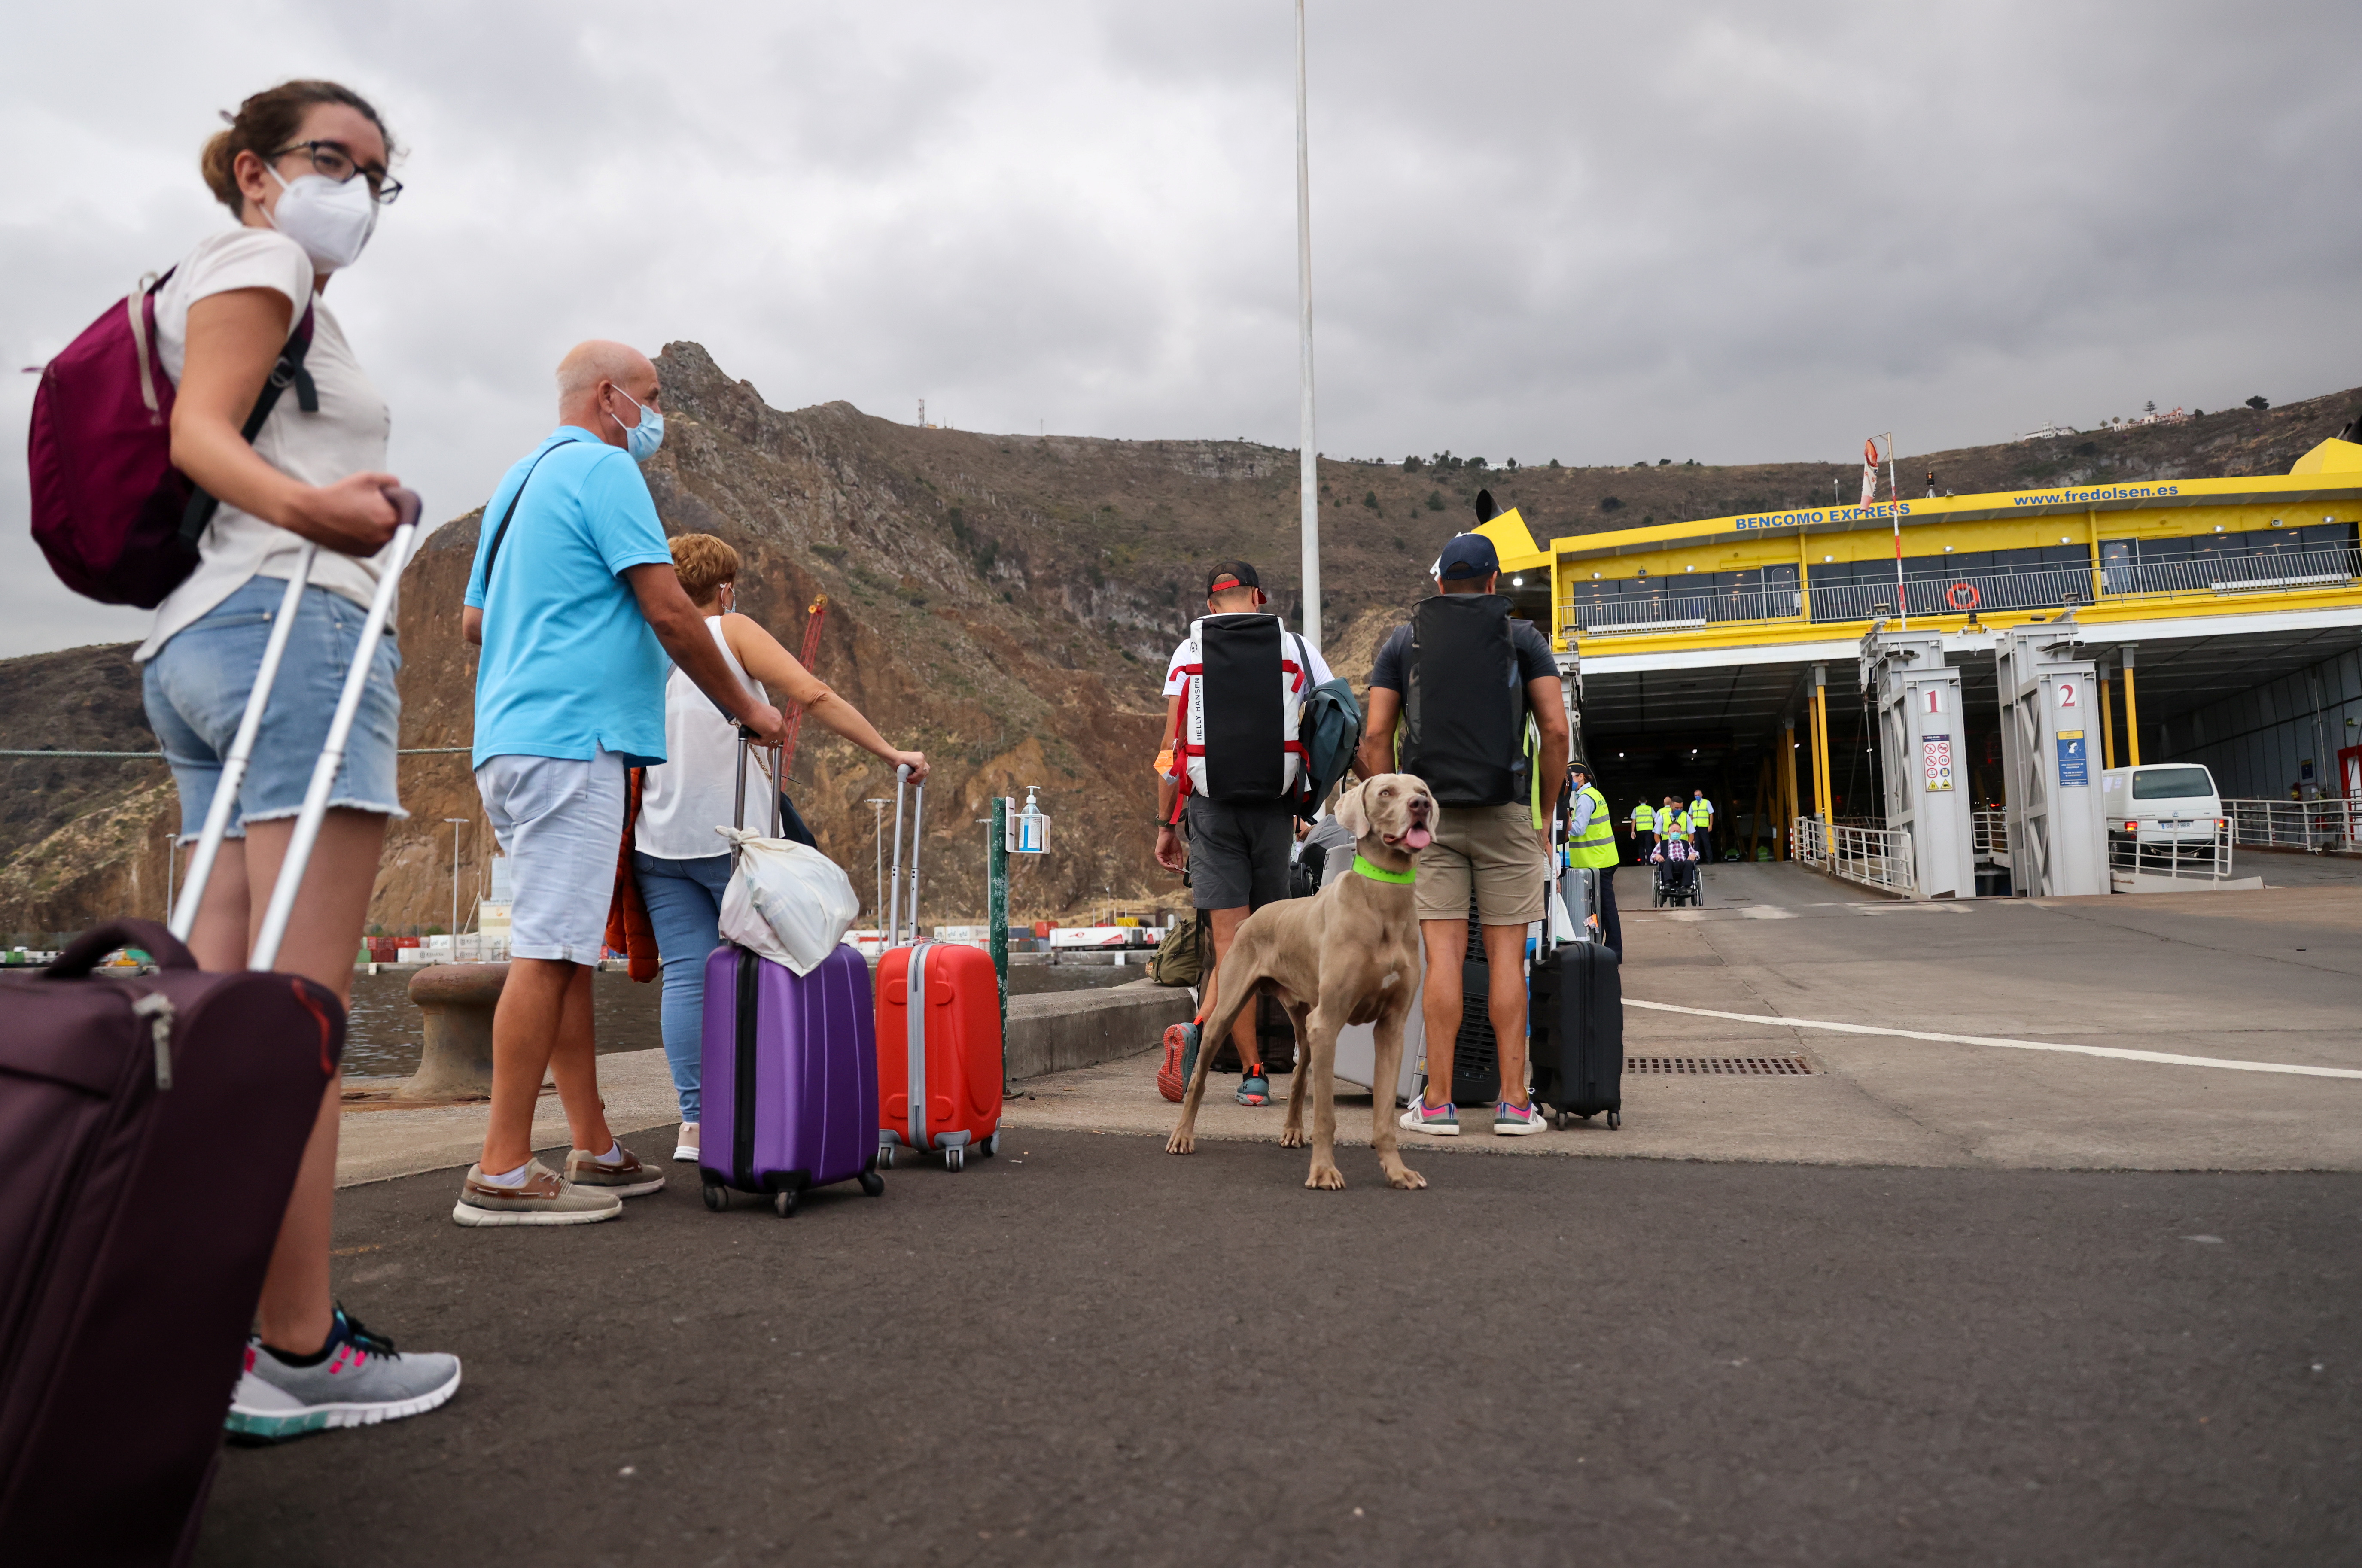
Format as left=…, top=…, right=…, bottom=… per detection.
left=1400, top=594, right=1524, bottom=808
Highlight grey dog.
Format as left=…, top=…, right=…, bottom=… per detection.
left=1165, top=772, right=1436, bottom=1191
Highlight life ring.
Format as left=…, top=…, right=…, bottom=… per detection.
left=1946, top=581, right=1981, bottom=611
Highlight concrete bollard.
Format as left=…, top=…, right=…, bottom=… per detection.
left=403, top=963, right=508, bottom=1101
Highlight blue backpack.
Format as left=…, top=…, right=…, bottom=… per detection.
left=1294, top=663, right=1363, bottom=821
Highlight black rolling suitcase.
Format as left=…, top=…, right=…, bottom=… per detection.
left=1529, top=935, right=1623, bottom=1130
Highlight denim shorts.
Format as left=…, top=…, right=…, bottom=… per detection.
left=142, top=576, right=405, bottom=840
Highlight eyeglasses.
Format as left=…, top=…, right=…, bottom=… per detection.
left=268, top=141, right=403, bottom=205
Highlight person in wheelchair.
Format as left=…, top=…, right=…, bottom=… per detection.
left=1649, top=830, right=1701, bottom=907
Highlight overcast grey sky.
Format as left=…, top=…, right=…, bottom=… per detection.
left=6, top=1, right=2358, bottom=656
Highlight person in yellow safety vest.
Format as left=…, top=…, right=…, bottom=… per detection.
left=1629, top=798, right=1656, bottom=863
left=1564, top=762, right=1622, bottom=955
left=1689, top=787, right=1715, bottom=865
left=1656, top=796, right=1691, bottom=841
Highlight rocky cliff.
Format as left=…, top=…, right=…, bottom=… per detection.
left=3, top=353, right=2355, bottom=941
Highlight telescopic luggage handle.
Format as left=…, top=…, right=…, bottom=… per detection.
left=886, top=763, right=925, bottom=947
left=731, top=725, right=782, bottom=838
left=169, top=489, right=423, bottom=972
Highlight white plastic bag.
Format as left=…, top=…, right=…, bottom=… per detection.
left=715, top=827, right=860, bottom=975
left=1547, top=878, right=1581, bottom=946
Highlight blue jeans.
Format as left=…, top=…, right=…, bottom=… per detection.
left=633, top=850, right=733, bottom=1124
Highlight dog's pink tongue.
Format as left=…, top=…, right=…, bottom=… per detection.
left=1403, top=826, right=1432, bottom=849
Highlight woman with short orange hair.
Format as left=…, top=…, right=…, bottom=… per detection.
left=633, top=535, right=928, bottom=1163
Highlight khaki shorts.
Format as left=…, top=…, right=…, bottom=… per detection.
left=1413, top=801, right=1548, bottom=925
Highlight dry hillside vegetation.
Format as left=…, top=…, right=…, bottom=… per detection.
left=2, top=349, right=2353, bottom=939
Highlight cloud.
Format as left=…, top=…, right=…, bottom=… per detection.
left=3, top=0, right=2356, bottom=656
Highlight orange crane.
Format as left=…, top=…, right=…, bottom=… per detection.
left=776, top=593, right=827, bottom=782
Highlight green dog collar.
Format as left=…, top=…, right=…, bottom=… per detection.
left=1352, top=853, right=1416, bottom=884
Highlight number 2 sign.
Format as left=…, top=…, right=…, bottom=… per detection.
left=2056, top=680, right=2078, bottom=708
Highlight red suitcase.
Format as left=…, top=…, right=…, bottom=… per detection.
left=874, top=769, right=1004, bottom=1171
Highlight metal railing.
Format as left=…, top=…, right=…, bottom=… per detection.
left=1560, top=584, right=1802, bottom=637
left=1562, top=544, right=2360, bottom=641
left=1805, top=565, right=2095, bottom=623
left=2107, top=545, right=2362, bottom=599
left=2108, top=822, right=2236, bottom=883
left=1795, top=815, right=1916, bottom=895
left=2224, top=797, right=2360, bottom=854
left=1971, top=809, right=2008, bottom=859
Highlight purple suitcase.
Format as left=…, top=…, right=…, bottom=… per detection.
left=0, top=922, right=341, bottom=1564
left=698, top=942, right=884, bottom=1216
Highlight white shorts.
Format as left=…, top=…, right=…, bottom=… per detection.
left=476, top=749, right=626, bottom=964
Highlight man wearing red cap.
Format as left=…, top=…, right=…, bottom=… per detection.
left=1153, top=560, right=1335, bottom=1106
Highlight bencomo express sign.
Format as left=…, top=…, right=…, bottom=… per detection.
left=1734, top=502, right=1913, bottom=532
left=1731, top=481, right=2187, bottom=533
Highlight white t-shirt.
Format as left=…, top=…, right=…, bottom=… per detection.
left=637, top=618, right=772, bottom=860
left=1161, top=619, right=1335, bottom=696
left=135, top=227, right=398, bottom=662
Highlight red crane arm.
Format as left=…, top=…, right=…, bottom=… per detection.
left=776, top=593, right=828, bottom=782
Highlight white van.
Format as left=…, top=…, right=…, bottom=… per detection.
left=2100, top=763, right=2223, bottom=846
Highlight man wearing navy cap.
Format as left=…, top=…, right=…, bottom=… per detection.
left=1357, top=531, right=1569, bottom=1136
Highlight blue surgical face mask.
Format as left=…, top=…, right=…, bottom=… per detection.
left=607, top=384, right=665, bottom=463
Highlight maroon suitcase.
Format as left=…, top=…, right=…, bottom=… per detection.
left=0, top=918, right=342, bottom=1564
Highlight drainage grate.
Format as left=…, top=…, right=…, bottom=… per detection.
left=1628, top=1056, right=1812, bottom=1075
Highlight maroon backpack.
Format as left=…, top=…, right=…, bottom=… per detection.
left=26, top=269, right=314, bottom=608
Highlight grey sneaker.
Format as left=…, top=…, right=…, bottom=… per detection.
left=1494, top=1098, right=1549, bottom=1136
left=564, top=1143, right=667, bottom=1197
left=225, top=1310, right=461, bottom=1441
left=1397, top=1096, right=1460, bottom=1136
left=451, top=1158, right=622, bottom=1227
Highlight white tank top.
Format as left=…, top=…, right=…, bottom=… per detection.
left=636, top=617, right=772, bottom=860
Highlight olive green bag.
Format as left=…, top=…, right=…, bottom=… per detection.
left=1147, top=912, right=1204, bottom=987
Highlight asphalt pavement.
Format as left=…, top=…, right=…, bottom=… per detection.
left=198, top=1129, right=2359, bottom=1567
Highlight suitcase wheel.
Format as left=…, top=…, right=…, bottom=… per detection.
left=945, top=1146, right=966, bottom=1173
left=859, top=1169, right=885, bottom=1197
left=1606, top=1109, right=1621, bottom=1130
left=877, top=1142, right=894, bottom=1170
left=774, top=1189, right=799, bottom=1218
left=702, top=1182, right=727, bottom=1212
left=981, top=1132, right=1001, bottom=1158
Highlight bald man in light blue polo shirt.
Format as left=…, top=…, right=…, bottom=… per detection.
left=454, top=340, right=785, bottom=1227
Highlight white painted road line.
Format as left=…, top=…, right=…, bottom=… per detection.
left=1626, top=999, right=2362, bottom=1080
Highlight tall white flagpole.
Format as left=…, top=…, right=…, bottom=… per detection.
left=1295, top=0, right=1321, bottom=651
left=1883, top=432, right=1904, bottom=630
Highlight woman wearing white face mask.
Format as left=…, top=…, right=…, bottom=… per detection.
left=140, top=79, right=459, bottom=1441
